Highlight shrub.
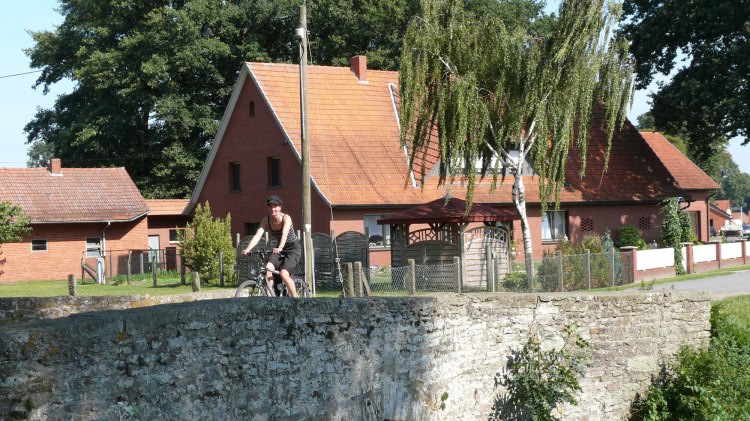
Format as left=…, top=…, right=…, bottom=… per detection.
left=630, top=296, right=750, bottom=419
left=502, top=271, right=529, bottom=291
left=615, top=225, right=647, bottom=249
left=179, top=202, right=236, bottom=285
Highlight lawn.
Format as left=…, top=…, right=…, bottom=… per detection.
left=0, top=274, right=229, bottom=298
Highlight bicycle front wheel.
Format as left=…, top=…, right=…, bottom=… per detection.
left=234, top=279, right=264, bottom=297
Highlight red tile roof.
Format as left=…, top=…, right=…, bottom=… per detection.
left=639, top=131, right=720, bottom=190
left=146, top=199, right=189, bottom=216
left=0, top=165, right=148, bottom=223
left=378, top=196, right=517, bottom=224
left=195, top=61, right=719, bottom=208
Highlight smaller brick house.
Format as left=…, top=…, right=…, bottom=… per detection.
left=0, top=159, right=149, bottom=282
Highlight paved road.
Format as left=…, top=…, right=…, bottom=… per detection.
left=649, top=268, right=750, bottom=299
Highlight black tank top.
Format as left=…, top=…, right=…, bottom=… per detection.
left=267, top=215, right=298, bottom=250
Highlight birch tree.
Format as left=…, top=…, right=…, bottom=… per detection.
left=400, top=0, right=634, bottom=280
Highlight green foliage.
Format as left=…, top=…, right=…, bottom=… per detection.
left=620, top=0, right=750, bottom=165
left=400, top=0, right=633, bottom=280
left=630, top=296, right=750, bottom=420
left=0, top=202, right=31, bottom=243
left=494, top=324, right=590, bottom=420
left=659, top=199, right=695, bottom=275
left=502, top=271, right=529, bottom=292
left=536, top=233, right=621, bottom=292
left=178, top=202, right=235, bottom=285
left=615, top=225, right=647, bottom=250
left=0, top=202, right=32, bottom=278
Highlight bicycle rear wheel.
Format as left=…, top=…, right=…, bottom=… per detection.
left=295, top=277, right=311, bottom=298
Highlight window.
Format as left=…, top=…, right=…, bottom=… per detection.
left=542, top=210, right=568, bottom=242
left=169, top=229, right=185, bottom=243
left=31, top=239, right=47, bottom=251
left=86, top=237, right=102, bottom=257
left=364, top=215, right=391, bottom=247
left=248, top=101, right=255, bottom=117
left=229, top=162, right=241, bottom=191
left=245, top=222, right=260, bottom=236
left=268, top=157, right=281, bottom=187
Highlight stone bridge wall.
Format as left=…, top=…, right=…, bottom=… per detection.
left=0, top=292, right=711, bottom=420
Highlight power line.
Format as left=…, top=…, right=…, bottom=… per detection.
left=0, top=70, right=42, bottom=79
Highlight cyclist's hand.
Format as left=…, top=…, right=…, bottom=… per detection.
left=272, top=247, right=281, bottom=254
left=241, top=249, right=248, bottom=256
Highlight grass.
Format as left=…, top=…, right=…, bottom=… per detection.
left=0, top=274, right=230, bottom=298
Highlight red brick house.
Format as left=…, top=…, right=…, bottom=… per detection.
left=187, top=57, right=719, bottom=263
left=0, top=159, right=149, bottom=282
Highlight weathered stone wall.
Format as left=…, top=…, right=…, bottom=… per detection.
left=0, top=292, right=710, bottom=420
left=0, top=291, right=236, bottom=326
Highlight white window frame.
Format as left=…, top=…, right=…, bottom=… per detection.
left=86, top=237, right=102, bottom=257
left=542, top=210, right=568, bottom=242
left=364, top=215, right=391, bottom=248
left=31, top=239, right=48, bottom=252
left=169, top=228, right=185, bottom=243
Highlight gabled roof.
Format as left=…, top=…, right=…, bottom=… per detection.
left=146, top=199, right=189, bottom=216
left=192, top=59, right=719, bottom=209
left=0, top=164, right=148, bottom=223
left=378, top=196, right=517, bottom=225
left=639, top=131, right=720, bottom=190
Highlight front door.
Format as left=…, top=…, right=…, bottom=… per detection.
left=148, top=235, right=160, bottom=271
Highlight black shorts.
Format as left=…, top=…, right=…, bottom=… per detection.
left=266, top=243, right=302, bottom=273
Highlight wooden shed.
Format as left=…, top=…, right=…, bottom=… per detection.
left=379, top=196, right=518, bottom=290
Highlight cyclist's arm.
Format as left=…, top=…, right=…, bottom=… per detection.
left=241, top=219, right=267, bottom=255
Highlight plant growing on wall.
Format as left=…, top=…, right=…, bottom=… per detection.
left=179, top=202, right=236, bottom=285
left=493, top=324, right=590, bottom=420
left=0, top=202, right=31, bottom=278
left=659, top=198, right=693, bottom=275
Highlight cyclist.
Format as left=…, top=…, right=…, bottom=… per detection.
left=241, top=195, right=300, bottom=297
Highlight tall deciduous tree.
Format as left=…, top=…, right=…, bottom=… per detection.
left=400, top=0, right=633, bottom=280
left=620, top=0, right=750, bottom=164
left=25, top=0, right=550, bottom=198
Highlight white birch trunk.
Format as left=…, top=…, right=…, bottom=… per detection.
left=512, top=173, right=535, bottom=284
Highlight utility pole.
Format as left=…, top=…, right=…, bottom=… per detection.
left=297, top=3, right=314, bottom=294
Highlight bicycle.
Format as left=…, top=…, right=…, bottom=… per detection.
left=234, top=250, right=310, bottom=298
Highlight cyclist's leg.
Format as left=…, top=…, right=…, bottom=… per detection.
left=278, top=268, right=298, bottom=297
left=264, top=261, right=277, bottom=296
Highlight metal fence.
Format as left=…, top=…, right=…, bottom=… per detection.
left=333, top=249, right=626, bottom=297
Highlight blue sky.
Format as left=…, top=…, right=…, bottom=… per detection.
left=1, top=0, right=748, bottom=173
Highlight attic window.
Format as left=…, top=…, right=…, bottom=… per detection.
left=248, top=101, right=255, bottom=117
left=638, top=216, right=651, bottom=230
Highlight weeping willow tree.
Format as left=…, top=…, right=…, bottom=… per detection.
left=400, top=0, right=634, bottom=281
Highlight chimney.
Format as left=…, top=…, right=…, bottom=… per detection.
left=49, top=158, right=62, bottom=176
left=350, top=55, right=367, bottom=82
